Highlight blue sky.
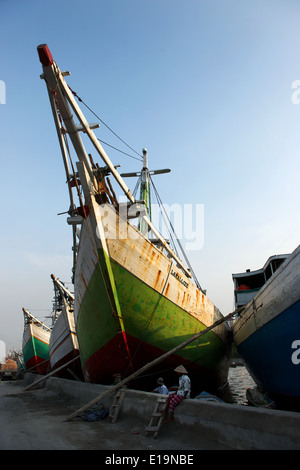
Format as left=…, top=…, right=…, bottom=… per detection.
left=1, top=0, right=300, bottom=351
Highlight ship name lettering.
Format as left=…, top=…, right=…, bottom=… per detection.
left=170, top=270, right=189, bottom=288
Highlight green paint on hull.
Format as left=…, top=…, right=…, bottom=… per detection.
left=111, top=260, right=226, bottom=369
left=76, top=249, right=119, bottom=363
left=23, top=336, right=49, bottom=365
left=76, top=248, right=228, bottom=377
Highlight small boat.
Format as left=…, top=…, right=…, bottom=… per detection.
left=49, top=274, right=82, bottom=379
left=22, top=308, right=51, bottom=374
left=194, top=391, right=225, bottom=403
left=233, top=253, right=289, bottom=309
left=232, top=244, right=300, bottom=410
left=37, top=44, right=232, bottom=395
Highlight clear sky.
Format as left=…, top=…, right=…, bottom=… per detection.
left=1, top=0, right=300, bottom=352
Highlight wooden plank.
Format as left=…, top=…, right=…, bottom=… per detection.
left=145, top=396, right=167, bottom=437
left=145, top=426, right=160, bottom=432
left=24, top=356, right=80, bottom=391
left=109, top=389, right=126, bottom=423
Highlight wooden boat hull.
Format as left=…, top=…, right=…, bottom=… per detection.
left=75, top=203, right=232, bottom=394
left=37, top=45, right=232, bottom=394
left=233, top=244, right=300, bottom=409
left=49, top=308, right=82, bottom=379
left=22, top=323, right=50, bottom=375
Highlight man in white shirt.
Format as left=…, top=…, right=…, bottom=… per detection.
left=162, top=365, right=191, bottom=421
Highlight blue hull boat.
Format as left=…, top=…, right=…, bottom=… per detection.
left=233, top=245, right=300, bottom=410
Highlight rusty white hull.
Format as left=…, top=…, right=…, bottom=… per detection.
left=74, top=201, right=232, bottom=393
left=49, top=305, right=81, bottom=378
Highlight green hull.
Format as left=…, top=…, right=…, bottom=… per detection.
left=23, top=332, right=50, bottom=374
left=76, top=249, right=231, bottom=393
left=38, top=50, right=231, bottom=394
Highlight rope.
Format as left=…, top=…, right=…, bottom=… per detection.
left=150, top=175, right=202, bottom=291
left=132, top=175, right=142, bottom=199
left=97, top=138, right=143, bottom=162
left=68, top=85, right=143, bottom=161
left=149, top=176, right=179, bottom=257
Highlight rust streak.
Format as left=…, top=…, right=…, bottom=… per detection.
left=181, top=291, right=186, bottom=307
left=154, top=270, right=162, bottom=290
left=81, top=273, right=88, bottom=291
left=165, top=283, right=170, bottom=296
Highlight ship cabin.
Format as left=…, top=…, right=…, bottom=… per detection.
left=232, top=254, right=289, bottom=309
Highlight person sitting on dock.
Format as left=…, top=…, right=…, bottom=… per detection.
left=162, top=365, right=191, bottom=421
left=152, top=377, right=169, bottom=395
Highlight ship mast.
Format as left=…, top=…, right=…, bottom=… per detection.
left=37, top=44, right=191, bottom=279
left=49, top=274, right=75, bottom=327
left=121, top=148, right=170, bottom=236
left=139, top=148, right=151, bottom=234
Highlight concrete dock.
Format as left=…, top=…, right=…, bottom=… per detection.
left=0, top=374, right=299, bottom=450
